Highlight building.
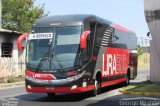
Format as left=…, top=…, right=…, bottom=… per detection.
left=142, top=46, right=150, bottom=53
left=0, top=29, right=25, bottom=78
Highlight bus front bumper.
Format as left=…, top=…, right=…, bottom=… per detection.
left=26, top=85, right=95, bottom=93
left=25, top=70, right=95, bottom=93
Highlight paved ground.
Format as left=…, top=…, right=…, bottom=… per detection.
left=0, top=69, right=159, bottom=106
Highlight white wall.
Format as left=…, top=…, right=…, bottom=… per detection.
left=150, top=40, right=160, bottom=81
left=0, top=33, right=25, bottom=78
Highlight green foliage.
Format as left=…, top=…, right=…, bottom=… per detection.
left=2, top=0, right=48, bottom=32
left=7, top=76, right=16, bottom=83
left=6, top=75, right=24, bottom=83
left=137, top=45, right=143, bottom=56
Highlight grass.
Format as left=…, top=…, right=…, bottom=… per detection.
left=0, top=75, right=24, bottom=83
left=7, top=75, right=24, bottom=83
left=138, top=53, right=150, bottom=70
left=121, top=81, right=160, bottom=92
left=7, top=76, right=16, bottom=83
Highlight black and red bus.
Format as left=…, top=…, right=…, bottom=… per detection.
left=17, top=14, right=138, bottom=96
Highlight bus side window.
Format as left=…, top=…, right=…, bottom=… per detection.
left=82, top=22, right=96, bottom=62
left=95, top=23, right=111, bottom=47
left=88, top=22, right=96, bottom=56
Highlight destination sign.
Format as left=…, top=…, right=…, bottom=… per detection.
left=28, top=33, right=53, bottom=40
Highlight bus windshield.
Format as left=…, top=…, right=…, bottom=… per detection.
left=26, top=26, right=81, bottom=71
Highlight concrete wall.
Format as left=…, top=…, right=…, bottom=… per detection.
left=144, top=0, right=160, bottom=82
left=150, top=40, right=160, bottom=81
left=0, top=32, right=25, bottom=78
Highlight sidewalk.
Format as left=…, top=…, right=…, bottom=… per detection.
left=119, top=69, right=160, bottom=96
left=0, top=81, right=25, bottom=89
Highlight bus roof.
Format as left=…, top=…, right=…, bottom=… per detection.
left=33, top=14, right=133, bottom=33
left=33, top=14, right=112, bottom=27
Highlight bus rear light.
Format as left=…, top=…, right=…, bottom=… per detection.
left=80, top=30, right=91, bottom=49
left=67, top=71, right=78, bottom=77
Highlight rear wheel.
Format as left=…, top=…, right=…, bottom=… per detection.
left=47, top=93, right=55, bottom=97
left=124, top=71, right=130, bottom=86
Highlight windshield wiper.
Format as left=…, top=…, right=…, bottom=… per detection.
left=35, top=39, right=53, bottom=72
left=35, top=51, right=50, bottom=72
left=50, top=53, right=66, bottom=72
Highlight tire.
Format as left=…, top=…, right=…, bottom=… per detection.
left=47, top=93, right=55, bottom=97
left=90, top=78, right=101, bottom=97
left=124, top=71, right=130, bottom=86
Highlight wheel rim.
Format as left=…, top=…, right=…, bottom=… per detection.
left=95, top=80, right=100, bottom=94
left=126, top=74, right=129, bottom=85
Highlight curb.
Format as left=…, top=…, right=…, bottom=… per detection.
left=0, top=81, right=25, bottom=88
left=119, top=89, right=160, bottom=96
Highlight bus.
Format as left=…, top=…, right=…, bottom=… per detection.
left=17, top=14, right=138, bottom=97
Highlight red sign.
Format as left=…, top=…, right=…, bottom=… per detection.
left=102, top=48, right=129, bottom=77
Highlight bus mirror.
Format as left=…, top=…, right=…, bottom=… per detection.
left=80, top=30, right=91, bottom=49
left=17, top=33, right=29, bottom=51
left=112, top=35, right=119, bottom=42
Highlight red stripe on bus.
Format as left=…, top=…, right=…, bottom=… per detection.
left=26, top=70, right=55, bottom=80
left=114, top=24, right=129, bottom=32
left=26, top=85, right=95, bottom=93
left=101, top=77, right=126, bottom=87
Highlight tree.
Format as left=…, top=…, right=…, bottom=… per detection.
left=2, top=0, right=48, bottom=32
left=137, top=45, right=143, bottom=56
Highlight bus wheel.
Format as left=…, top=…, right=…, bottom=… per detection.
left=47, top=93, right=55, bottom=97
left=124, top=71, right=130, bottom=86
left=91, top=79, right=101, bottom=97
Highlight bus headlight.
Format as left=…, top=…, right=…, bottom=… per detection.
left=27, top=85, right=32, bottom=89
left=71, top=85, right=77, bottom=90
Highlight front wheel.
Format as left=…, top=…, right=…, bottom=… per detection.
left=90, top=79, right=101, bottom=97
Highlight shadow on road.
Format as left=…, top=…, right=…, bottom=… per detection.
left=14, top=84, right=124, bottom=102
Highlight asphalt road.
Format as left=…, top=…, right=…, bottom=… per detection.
left=0, top=69, right=159, bottom=106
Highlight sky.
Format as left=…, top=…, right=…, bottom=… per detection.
left=34, top=0, right=150, bottom=44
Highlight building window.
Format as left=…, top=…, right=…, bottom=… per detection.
left=1, top=43, right=13, bottom=57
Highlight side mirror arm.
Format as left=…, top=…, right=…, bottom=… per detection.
left=17, top=33, right=29, bottom=51
left=80, top=30, right=91, bottom=49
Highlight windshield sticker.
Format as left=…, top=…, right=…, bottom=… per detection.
left=28, top=33, right=53, bottom=40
